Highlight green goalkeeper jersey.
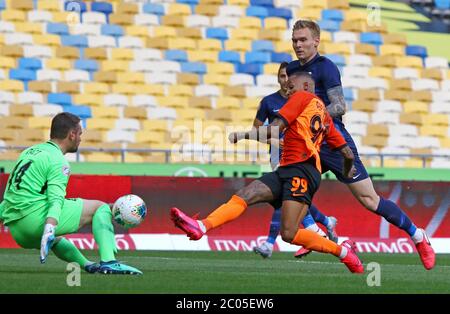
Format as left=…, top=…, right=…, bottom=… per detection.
left=0, top=141, right=70, bottom=224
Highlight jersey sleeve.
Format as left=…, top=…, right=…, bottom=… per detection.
left=322, top=59, right=342, bottom=90
left=277, top=92, right=309, bottom=126
left=324, top=114, right=347, bottom=150
left=255, top=98, right=269, bottom=123
left=45, top=157, right=69, bottom=223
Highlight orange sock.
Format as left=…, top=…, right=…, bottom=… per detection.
left=292, top=229, right=342, bottom=257
left=201, top=195, right=247, bottom=231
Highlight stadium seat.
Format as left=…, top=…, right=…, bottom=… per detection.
left=318, top=20, right=341, bottom=32
left=17, top=92, right=43, bottom=105
left=406, top=45, right=428, bottom=59
left=18, top=58, right=42, bottom=71
left=425, top=56, right=449, bottom=69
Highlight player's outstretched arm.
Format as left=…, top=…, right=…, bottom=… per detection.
left=338, top=145, right=356, bottom=179
left=228, top=118, right=286, bottom=144
left=326, top=86, right=346, bottom=118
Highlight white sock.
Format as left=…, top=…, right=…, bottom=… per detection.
left=306, top=224, right=327, bottom=237
left=411, top=228, right=424, bottom=244
left=339, top=246, right=348, bottom=259
left=197, top=220, right=207, bottom=233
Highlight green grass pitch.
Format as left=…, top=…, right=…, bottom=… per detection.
left=1, top=249, right=449, bottom=294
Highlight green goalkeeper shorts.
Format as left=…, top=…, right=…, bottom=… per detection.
left=7, top=198, right=84, bottom=249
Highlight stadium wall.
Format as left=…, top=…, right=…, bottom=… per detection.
left=1, top=175, right=449, bottom=253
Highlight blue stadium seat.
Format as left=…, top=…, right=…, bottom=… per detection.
left=343, top=88, right=355, bottom=102
left=91, top=2, right=113, bottom=15
left=18, top=58, right=42, bottom=71
left=165, top=50, right=188, bottom=62
left=324, top=54, right=346, bottom=67
left=48, top=93, right=72, bottom=106
left=360, top=32, right=383, bottom=45
left=177, top=0, right=199, bottom=5
left=9, top=69, right=36, bottom=82
left=267, top=7, right=292, bottom=20
left=61, top=35, right=88, bottom=48
left=245, top=51, right=271, bottom=64
left=64, top=105, right=92, bottom=119
left=206, top=28, right=228, bottom=41
left=0, top=0, right=6, bottom=10
left=143, top=3, right=165, bottom=15
left=250, top=0, right=274, bottom=7
left=318, top=20, right=340, bottom=32
left=101, top=24, right=124, bottom=38
left=181, top=62, right=207, bottom=75
left=47, top=23, right=69, bottom=36
left=74, top=59, right=99, bottom=72
left=246, top=6, right=269, bottom=19
left=322, top=9, right=344, bottom=22
left=271, top=52, right=292, bottom=63
left=64, top=1, right=87, bottom=13
left=218, top=51, right=241, bottom=64
left=435, top=0, right=450, bottom=9
left=252, top=40, right=274, bottom=52
left=406, top=45, right=428, bottom=59
left=238, top=63, right=262, bottom=76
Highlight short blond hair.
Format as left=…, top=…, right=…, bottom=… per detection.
left=292, top=19, right=321, bottom=38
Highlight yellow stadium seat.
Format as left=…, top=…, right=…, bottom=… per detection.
left=136, top=84, right=165, bottom=96
left=368, top=67, right=392, bottom=79
left=263, top=63, right=280, bottom=75
left=223, top=86, right=246, bottom=98
left=195, top=5, right=219, bottom=16
left=28, top=117, right=51, bottom=130
left=177, top=108, right=205, bottom=120
left=379, top=44, right=405, bottom=57
left=52, top=12, right=71, bottom=24
left=83, top=152, right=121, bottom=163
left=351, top=100, right=376, bottom=112
left=177, top=73, right=199, bottom=86
left=28, top=81, right=52, bottom=94
left=328, top=0, right=349, bottom=9
left=126, top=25, right=150, bottom=38
left=189, top=96, right=212, bottom=109
left=123, top=153, right=145, bottom=163
left=0, top=117, right=28, bottom=129
left=372, top=56, right=397, bottom=68
left=239, top=17, right=261, bottom=29
left=411, top=91, right=432, bottom=102
left=46, top=58, right=71, bottom=71
left=197, top=39, right=222, bottom=51
left=110, top=48, right=134, bottom=61
left=208, top=62, right=235, bottom=75
left=258, top=29, right=281, bottom=41
left=0, top=80, right=23, bottom=92
left=0, top=57, right=16, bottom=69
left=34, top=34, right=60, bottom=47
left=141, top=120, right=169, bottom=132
left=146, top=38, right=169, bottom=50
left=383, top=33, right=408, bottom=46
left=367, top=23, right=388, bottom=34
left=162, top=15, right=185, bottom=27
left=157, top=96, right=190, bottom=109
left=440, top=138, right=450, bottom=148
left=86, top=118, right=116, bottom=131
left=168, top=84, right=194, bottom=97
left=403, top=101, right=428, bottom=114
left=323, top=43, right=351, bottom=55
left=216, top=97, right=241, bottom=110
left=367, top=124, right=389, bottom=137
left=91, top=107, right=120, bottom=119
left=275, top=41, right=292, bottom=53
left=420, top=126, right=448, bottom=138
left=15, top=22, right=43, bottom=35
left=384, top=159, right=404, bottom=168
left=390, top=79, right=412, bottom=91
left=340, top=20, right=366, bottom=33
left=225, top=39, right=251, bottom=52
left=362, top=135, right=388, bottom=148
left=56, top=46, right=79, bottom=60
left=168, top=38, right=196, bottom=51
left=354, top=43, right=377, bottom=56
left=206, top=109, right=233, bottom=123
left=187, top=51, right=217, bottom=63
left=1, top=10, right=26, bottom=22
left=177, top=27, right=202, bottom=40
left=227, top=0, right=249, bottom=5
left=94, top=71, right=117, bottom=84
left=102, top=60, right=129, bottom=72
left=203, top=74, right=230, bottom=86
left=1, top=45, right=23, bottom=58
left=295, top=8, right=321, bottom=20
left=404, top=158, right=424, bottom=168
left=10, top=0, right=32, bottom=10
left=242, top=98, right=260, bottom=109
left=153, top=26, right=177, bottom=39
left=135, top=131, right=167, bottom=144
left=73, top=94, right=103, bottom=107
left=83, top=47, right=107, bottom=60
left=384, top=90, right=409, bottom=102
left=109, top=13, right=134, bottom=26
left=357, top=90, right=380, bottom=101
left=168, top=3, right=191, bottom=16
left=116, top=2, right=139, bottom=14
left=15, top=129, right=47, bottom=142
left=303, top=0, right=327, bottom=9
left=344, top=10, right=367, bottom=22
left=116, top=72, right=145, bottom=84
left=423, top=114, right=449, bottom=126
left=400, top=113, right=424, bottom=126
left=200, top=0, right=225, bottom=4
left=231, top=109, right=257, bottom=125
left=83, top=82, right=109, bottom=95
left=0, top=128, right=15, bottom=141
left=57, top=82, right=80, bottom=94
left=395, top=56, right=423, bottom=69
left=9, top=105, right=33, bottom=117
left=0, top=34, right=3, bottom=45
left=231, top=28, right=259, bottom=40
left=264, top=17, right=286, bottom=31
left=37, top=0, right=61, bottom=11
left=421, top=68, right=444, bottom=81
left=124, top=107, right=148, bottom=120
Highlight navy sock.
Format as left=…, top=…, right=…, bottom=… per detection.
left=375, top=197, right=417, bottom=236
left=309, top=204, right=329, bottom=227
left=302, top=210, right=316, bottom=228
left=267, top=208, right=282, bottom=245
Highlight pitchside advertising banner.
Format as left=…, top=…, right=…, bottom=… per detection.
left=1, top=174, right=449, bottom=253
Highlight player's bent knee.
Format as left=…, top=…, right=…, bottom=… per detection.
left=280, top=229, right=296, bottom=243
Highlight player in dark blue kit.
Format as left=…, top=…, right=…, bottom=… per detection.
left=252, top=62, right=339, bottom=258
left=256, top=19, right=435, bottom=269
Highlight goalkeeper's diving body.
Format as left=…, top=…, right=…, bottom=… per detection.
left=0, top=112, right=141, bottom=275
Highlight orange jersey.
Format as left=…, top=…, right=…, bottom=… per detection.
left=277, top=91, right=347, bottom=171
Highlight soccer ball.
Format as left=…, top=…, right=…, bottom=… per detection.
left=112, top=194, right=147, bottom=229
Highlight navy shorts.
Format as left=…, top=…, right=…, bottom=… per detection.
left=258, top=160, right=322, bottom=209
left=320, top=122, right=369, bottom=184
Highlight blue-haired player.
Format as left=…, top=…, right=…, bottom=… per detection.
left=256, top=19, right=434, bottom=268
left=251, top=62, right=339, bottom=259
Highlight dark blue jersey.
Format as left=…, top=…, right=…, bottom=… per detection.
left=255, top=91, right=288, bottom=124
left=286, top=53, right=343, bottom=126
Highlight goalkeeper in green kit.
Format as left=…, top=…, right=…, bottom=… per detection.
left=0, top=112, right=142, bottom=275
